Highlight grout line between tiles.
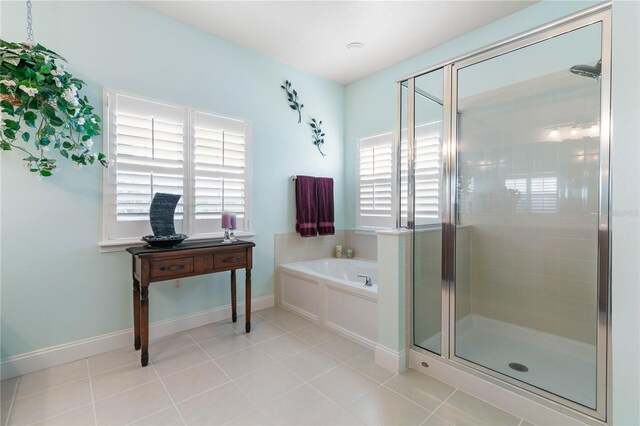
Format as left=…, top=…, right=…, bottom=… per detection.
left=267, top=323, right=385, bottom=424
left=4, top=376, right=19, bottom=426
left=86, top=359, right=99, bottom=425
left=343, top=367, right=399, bottom=416
left=186, top=329, right=275, bottom=425
left=11, top=374, right=91, bottom=402
left=89, top=359, right=141, bottom=379
left=420, top=387, right=457, bottom=425
left=125, top=406, right=176, bottom=426
left=91, top=374, right=162, bottom=406
left=150, top=361, right=188, bottom=426
left=30, top=403, right=95, bottom=426
left=147, top=358, right=212, bottom=385
left=208, top=309, right=367, bottom=424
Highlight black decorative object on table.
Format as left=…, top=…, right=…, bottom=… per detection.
left=142, top=193, right=188, bottom=248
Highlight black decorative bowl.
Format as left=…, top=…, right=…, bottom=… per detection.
left=141, top=234, right=189, bottom=248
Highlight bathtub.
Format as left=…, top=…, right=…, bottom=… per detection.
left=278, top=258, right=378, bottom=348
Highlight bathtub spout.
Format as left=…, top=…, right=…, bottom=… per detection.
left=357, top=274, right=373, bottom=287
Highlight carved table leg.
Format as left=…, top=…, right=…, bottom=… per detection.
left=245, top=269, right=252, bottom=333
left=140, top=284, right=149, bottom=366
left=231, top=270, right=237, bottom=323
left=133, top=279, right=141, bottom=350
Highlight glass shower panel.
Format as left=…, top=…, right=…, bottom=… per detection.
left=412, top=68, right=445, bottom=355
left=454, top=23, right=602, bottom=409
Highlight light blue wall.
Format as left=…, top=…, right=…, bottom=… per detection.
left=344, top=1, right=639, bottom=424
left=0, top=1, right=344, bottom=359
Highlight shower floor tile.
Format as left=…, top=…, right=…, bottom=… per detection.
left=419, top=313, right=596, bottom=409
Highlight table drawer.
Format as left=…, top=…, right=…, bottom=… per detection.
left=214, top=251, right=247, bottom=270
left=151, top=257, right=194, bottom=279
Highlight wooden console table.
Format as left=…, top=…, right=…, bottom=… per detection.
left=126, top=240, right=255, bottom=366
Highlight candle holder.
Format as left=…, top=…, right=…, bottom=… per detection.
left=222, top=228, right=232, bottom=244
left=229, top=213, right=238, bottom=242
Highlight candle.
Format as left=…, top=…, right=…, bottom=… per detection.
left=221, top=211, right=231, bottom=229
left=230, top=213, right=237, bottom=230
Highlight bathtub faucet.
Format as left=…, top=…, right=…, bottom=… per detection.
left=357, top=274, right=373, bottom=287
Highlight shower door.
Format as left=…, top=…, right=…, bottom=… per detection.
left=409, top=68, right=448, bottom=356
left=404, top=5, right=611, bottom=421
left=451, top=18, right=609, bottom=416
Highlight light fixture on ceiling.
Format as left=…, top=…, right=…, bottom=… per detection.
left=346, top=42, right=365, bottom=52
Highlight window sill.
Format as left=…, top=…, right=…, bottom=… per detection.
left=99, top=232, right=256, bottom=253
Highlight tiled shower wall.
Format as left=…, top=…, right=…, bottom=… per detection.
left=458, top=69, right=600, bottom=345
left=274, top=230, right=376, bottom=266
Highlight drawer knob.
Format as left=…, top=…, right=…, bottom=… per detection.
left=159, top=264, right=185, bottom=271
left=222, top=256, right=242, bottom=263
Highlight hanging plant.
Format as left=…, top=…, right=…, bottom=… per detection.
left=309, top=117, right=326, bottom=157
left=0, top=40, right=108, bottom=177
left=280, top=80, right=304, bottom=123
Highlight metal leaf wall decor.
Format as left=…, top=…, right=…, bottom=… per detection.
left=280, top=79, right=327, bottom=157
left=280, top=80, right=304, bottom=123
left=309, top=118, right=326, bottom=157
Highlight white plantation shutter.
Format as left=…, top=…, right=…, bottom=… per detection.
left=102, top=90, right=250, bottom=244
left=358, top=122, right=441, bottom=231
left=400, top=122, right=442, bottom=227
left=358, top=133, right=394, bottom=228
left=191, top=111, right=248, bottom=234
left=413, top=122, right=441, bottom=225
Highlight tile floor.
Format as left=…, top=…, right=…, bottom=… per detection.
left=0, top=307, right=533, bottom=425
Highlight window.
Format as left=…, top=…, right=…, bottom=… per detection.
left=357, top=122, right=442, bottom=230
left=357, top=132, right=395, bottom=229
left=401, top=122, right=442, bottom=227
left=102, top=90, right=250, bottom=245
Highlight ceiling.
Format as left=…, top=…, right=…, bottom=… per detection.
left=137, top=1, right=536, bottom=85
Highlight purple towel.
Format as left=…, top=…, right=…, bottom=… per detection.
left=295, top=176, right=317, bottom=237
left=316, top=177, right=335, bottom=236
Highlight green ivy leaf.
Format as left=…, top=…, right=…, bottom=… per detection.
left=21, top=132, right=30, bottom=142
left=44, top=124, right=56, bottom=135
left=3, top=119, right=19, bottom=130
left=49, top=115, right=64, bottom=126
left=24, top=111, right=37, bottom=127
left=1, top=141, right=11, bottom=150
left=0, top=100, right=14, bottom=113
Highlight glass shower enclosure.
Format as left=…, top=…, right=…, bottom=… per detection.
left=401, top=5, right=610, bottom=421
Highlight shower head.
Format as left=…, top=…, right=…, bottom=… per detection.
left=570, top=59, right=601, bottom=80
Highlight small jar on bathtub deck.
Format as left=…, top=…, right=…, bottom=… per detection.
left=346, top=249, right=354, bottom=259
left=335, top=245, right=343, bottom=258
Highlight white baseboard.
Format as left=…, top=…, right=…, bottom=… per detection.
left=0, top=295, right=274, bottom=380
left=325, top=322, right=376, bottom=350
left=375, top=344, right=407, bottom=374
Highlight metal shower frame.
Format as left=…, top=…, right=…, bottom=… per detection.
left=397, top=3, right=612, bottom=423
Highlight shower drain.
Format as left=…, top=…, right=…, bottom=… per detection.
left=509, top=362, right=529, bottom=372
